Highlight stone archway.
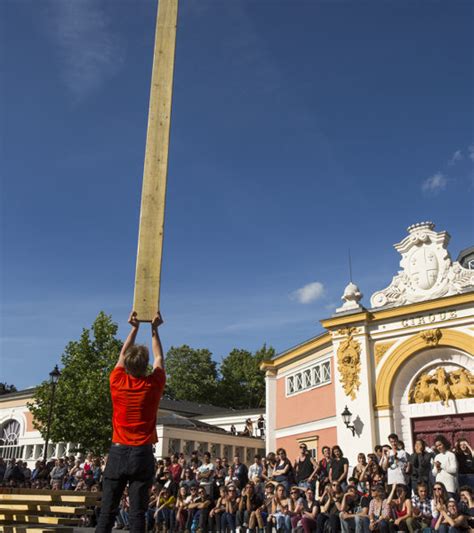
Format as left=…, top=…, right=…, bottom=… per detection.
left=389, top=347, right=473, bottom=451
left=375, top=328, right=473, bottom=409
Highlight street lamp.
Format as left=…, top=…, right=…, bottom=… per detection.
left=42, top=365, right=61, bottom=463
left=341, top=405, right=356, bottom=436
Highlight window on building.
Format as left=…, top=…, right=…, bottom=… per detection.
left=286, top=359, right=331, bottom=396
left=0, top=419, right=24, bottom=460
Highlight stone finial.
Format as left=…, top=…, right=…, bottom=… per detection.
left=335, top=282, right=364, bottom=313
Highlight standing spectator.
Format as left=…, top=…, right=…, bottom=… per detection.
left=329, top=446, right=349, bottom=489
left=263, top=452, right=276, bottom=484
left=454, top=438, right=474, bottom=489
left=257, top=415, right=265, bottom=438
left=407, top=438, right=432, bottom=493
left=197, top=452, right=215, bottom=496
left=317, top=446, right=332, bottom=494
left=230, top=454, right=248, bottom=489
left=352, top=453, right=368, bottom=492
left=169, top=454, right=182, bottom=485
left=50, top=458, right=68, bottom=490
left=248, top=454, right=264, bottom=493
left=432, top=435, right=458, bottom=498
left=294, top=443, right=317, bottom=489
left=382, top=433, right=408, bottom=488
left=374, top=446, right=384, bottom=466
left=230, top=424, right=237, bottom=436
left=273, top=448, right=292, bottom=493
left=0, top=458, right=5, bottom=482
left=214, top=457, right=227, bottom=491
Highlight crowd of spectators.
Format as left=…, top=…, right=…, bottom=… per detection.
left=0, top=433, right=473, bottom=532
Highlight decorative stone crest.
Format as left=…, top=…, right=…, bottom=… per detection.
left=371, top=222, right=474, bottom=308
left=419, top=328, right=442, bottom=346
left=337, top=327, right=361, bottom=400
left=409, top=366, right=474, bottom=406
left=374, top=342, right=395, bottom=365
left=336, top=282, right=364, bottom=313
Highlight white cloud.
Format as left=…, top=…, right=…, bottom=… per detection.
left=47, top=0, right=123, bottom=100
left=290, top=281, right=325, bottom=304
left=468, top=144, right=474, bottom=161
left=448, top=150, right=463, bottom=165
left=422, top=172, right=447, bottom=194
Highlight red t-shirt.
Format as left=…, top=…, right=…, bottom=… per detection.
left=110, top=366, right=166, bottom=446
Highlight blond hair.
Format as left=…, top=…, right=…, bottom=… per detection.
left=124, top=345, right=149, bottom=377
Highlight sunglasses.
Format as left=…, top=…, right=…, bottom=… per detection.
left=290, top=491, right=298, bottom=494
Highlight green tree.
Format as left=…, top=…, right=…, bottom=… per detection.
left=165, top=345, right=218, bottom=403
left=218, top=344, right=274, bottom=408
left=28, top=312, right=122, bottom=455
left=0, top=383, right=17, bottom=395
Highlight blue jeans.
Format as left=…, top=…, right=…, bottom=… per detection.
left=355, top=515, right=370, bottom=533
left=274, top=513, right=291, bottom=532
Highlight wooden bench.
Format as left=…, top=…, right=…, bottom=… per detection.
left=0, top=488, right=101, bottom=533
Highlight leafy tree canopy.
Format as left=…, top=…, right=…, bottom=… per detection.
left=218, top=344, right=274, bottom=409
left=165, top=345, right=218, bottom=404
left=28, top=312, right=122, bottom=455
left=0, top=383, right=17, bottom=395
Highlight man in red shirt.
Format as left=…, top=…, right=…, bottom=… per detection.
left=96, top=311, right=166, bottom=533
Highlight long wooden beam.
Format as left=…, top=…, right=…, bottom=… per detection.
left=133, top=0, right=179, bottom=321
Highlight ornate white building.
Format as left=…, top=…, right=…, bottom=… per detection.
left=263, top=222, right=474, bottom=461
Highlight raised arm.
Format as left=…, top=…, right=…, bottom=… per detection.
left=116, top=312, right=140, bottom=368
left=151, top=312, right=164, bottom=370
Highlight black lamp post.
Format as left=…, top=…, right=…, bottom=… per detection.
left=341, top=405, right=356, bottom=436
left=42, top=365, right=61, bottom=463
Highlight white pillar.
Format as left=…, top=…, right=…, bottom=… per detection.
left=265, top=369, right=277, bottom=453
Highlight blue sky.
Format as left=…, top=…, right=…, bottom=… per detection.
left=1, top=0, right=473, bottom=389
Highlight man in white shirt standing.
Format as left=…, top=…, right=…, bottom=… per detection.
left=382, top=433, right=408, bottom=487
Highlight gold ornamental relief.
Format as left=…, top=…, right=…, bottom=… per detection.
left=374, top=342, right=395, bottom=366
left=410, top=366, right=474, bottom=406
left=337, top=328, right=361, bottom=400
left=419, top=328, right=442, bottom=346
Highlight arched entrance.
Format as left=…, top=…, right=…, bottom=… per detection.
left=390, top=347, right=473, bottom=450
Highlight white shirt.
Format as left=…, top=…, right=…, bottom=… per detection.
left=387, top=449, right=408, bottom=485
left=432, top=450, right=458, bottom=493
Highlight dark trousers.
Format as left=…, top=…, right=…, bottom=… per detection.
left=96, top=444, right=155, bottom=533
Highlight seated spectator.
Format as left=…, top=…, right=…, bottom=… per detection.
left=208, top=485, right=226, bottom=533
left=154, top=487, right=175, bottom=532
left=223, top=484, right=239, bottom=532
left=407, top=481, right=432, bottom=532
left=389, top=483, right=412, bottom=532
left=146, top=484, right=159, bottom=531
left=287, top=486, right=304, bottom=530
left=459, top=485, right=474, bottom=530
left=296, top=485, right=319, bottom=533
left=269, top=483, right=291, bottom=532
left=237, top=481, right=263, bottom=530
left=180, top=468, right=196, bottom=490
left=434, top=498, right=469, bottom=532
left=187, top=486, right=211, bottom=532
left=214, top=457, right=227, bottom=492
left=368, top=485, right=391, bottom=532
left=316, top=481, right=342, bottom=532
left=432, top=482, right=450, bottom=529
left=339, top=484, right=365, bottom=533
left=116, top=486, right=129, bottom=530
left=254, top=482, right=275, bottom=533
